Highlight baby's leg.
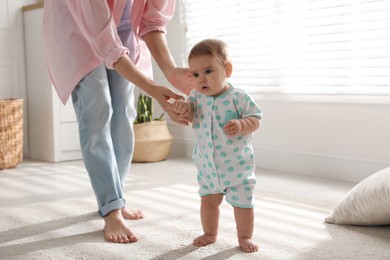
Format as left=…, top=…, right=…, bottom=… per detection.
left=233, top=207, right=259, bottom=252
left=193, top=194, right=224, bottom=247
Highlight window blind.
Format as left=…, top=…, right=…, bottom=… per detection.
left=181, top=0, right=390, bottom=92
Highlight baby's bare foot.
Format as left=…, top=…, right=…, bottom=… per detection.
left=239, top=238, right=259, bottom=253
left=193, top=234, right=217, bottom=247
left=121, top=207, right=144, bottom=220
left=103, top=209, right=137, bottom=243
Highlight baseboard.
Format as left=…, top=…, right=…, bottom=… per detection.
left=254, top=146, right=389, bottom=183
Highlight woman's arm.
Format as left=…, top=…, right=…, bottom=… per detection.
left=66, top=0, right=127, bottom=69
left=143, top=31, right=194, bottom=95
left=113, top=55, right=189, bottom=125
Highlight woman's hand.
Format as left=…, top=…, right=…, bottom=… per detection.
left=147, top=85, right=191, bottom=125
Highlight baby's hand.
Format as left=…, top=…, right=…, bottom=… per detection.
left=223, top=120, right=242, bottom=136
left=173, top=100, right=193, bottom=123
left=173, top=100, right=189, bottom=115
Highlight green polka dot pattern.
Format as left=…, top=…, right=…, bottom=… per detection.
left=189, top=85, right=262, bottom=208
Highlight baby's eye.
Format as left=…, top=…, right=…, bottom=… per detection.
left=205, top=69, right=213, bottom=74
left=192, top=73, right=199, bottom=78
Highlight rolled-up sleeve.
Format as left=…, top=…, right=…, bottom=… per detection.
left=139, top=0, right=176, bottom=37
left=66, top=0, right=128, bottom=69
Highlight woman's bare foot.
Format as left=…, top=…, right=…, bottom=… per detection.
left=103, top=209, right=137, bottom=243
left=193, top=233, right=217, bottom=247
left=121, top=207, right=144, bottom=220
left=239, top=238, right=259, bottom=253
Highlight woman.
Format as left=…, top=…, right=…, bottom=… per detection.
left=43, top=0, right=192, bottom=243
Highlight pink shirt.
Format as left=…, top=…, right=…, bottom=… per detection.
left=43, top=0, right=175, bottom=104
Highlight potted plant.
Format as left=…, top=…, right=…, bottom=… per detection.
left=132, top=93, right=173, bottom=162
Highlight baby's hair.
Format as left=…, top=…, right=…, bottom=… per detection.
left=188, top=39, right=231, bottom=65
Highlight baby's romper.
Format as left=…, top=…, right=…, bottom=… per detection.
left=189, top=85, right=262, bottom=208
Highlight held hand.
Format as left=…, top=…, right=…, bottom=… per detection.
left=165, top=108, right=191, bottom=126
left=223, top=120, right=242, bottom=136
left=167, top=67, right=195, bottom=95
left=148, top=85, right=190, bottom=126
left=173, top=100, right=193, bottom=124
left=173, top=100, right=189, bottom=115
left=148, top=85, right=183, bottom=111
left=166, top=109, right=192, bottom=126
left=166, top=104, right=193, bottom=125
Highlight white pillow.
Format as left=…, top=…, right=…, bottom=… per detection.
left=325, top=166, right=390, bottom=226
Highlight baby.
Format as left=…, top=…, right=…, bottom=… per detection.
left=174, top=39, right=262, bottom=253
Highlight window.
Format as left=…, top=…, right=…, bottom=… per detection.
left=181, top=0, right=390, bottom=94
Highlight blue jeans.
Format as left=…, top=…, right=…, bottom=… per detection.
left=71, top=65, right=136, bottom=217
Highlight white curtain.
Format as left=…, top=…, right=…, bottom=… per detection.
left=181, top=0, right=390, bottom=93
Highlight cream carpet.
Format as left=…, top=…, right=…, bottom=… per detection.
left=0, top=160, right=390, bottom=259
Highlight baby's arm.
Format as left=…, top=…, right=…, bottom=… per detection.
left=223, top=117, right=260, bottom=136
left=173, top=100, right=194, bottom=123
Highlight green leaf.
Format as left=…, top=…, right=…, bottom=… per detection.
left=134, top=93, right=165, bottom=124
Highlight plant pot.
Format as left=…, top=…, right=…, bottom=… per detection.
left=132, top=120, right=173, bottom=163
left=1, top=99, right=24, bottom=169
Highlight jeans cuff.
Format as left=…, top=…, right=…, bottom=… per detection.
left=98, top=198, right=126, bottom=217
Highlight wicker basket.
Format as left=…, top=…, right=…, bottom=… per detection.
left=132, top=120, right=173, bottom=163
left=0, top=99, right=24, bottom=169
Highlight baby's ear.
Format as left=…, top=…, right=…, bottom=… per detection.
left=225, top=63, right=233, bottom=77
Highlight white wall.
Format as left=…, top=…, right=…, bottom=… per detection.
left=157, top=1, right=390, bottom=183
left=0, top=0, right=37, bottom=156
left=251, top=95, right=390, bottom=182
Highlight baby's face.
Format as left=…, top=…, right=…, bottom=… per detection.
left=189, top=55, right=230, bottom=97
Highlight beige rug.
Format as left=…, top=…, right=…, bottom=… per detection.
left=1, top=165, right=390, bottom=259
